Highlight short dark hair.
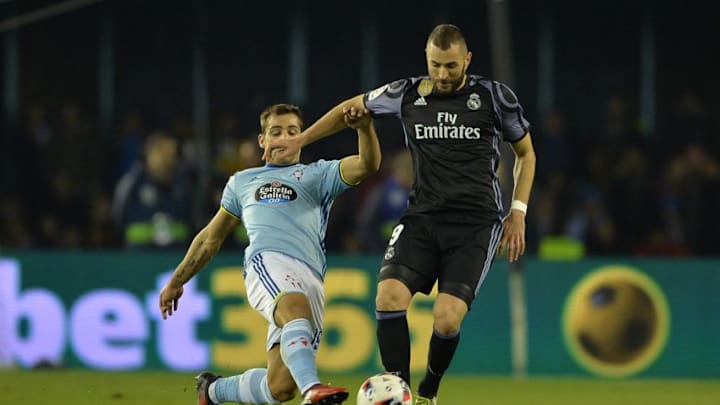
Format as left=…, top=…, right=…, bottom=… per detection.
left=426, top=24, right=467, bottom=50
left=259, top=104, right=303, bottom=133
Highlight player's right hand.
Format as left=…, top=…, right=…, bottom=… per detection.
left=343, top=106, right=371, bottom=129
left=159, top=282, right=184, bottom=320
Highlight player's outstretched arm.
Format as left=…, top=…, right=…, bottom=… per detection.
left=303, top=94, right=366, bottom=145
left=263, top=94, right=366, bottom=161
left=159, top=208, right=239, bottom=319
left=339, top=107, right=381, bottom=185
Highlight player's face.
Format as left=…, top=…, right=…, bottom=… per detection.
left=425, top=42, right=471, bottom=94
left=259, top=113, right=302, bottom=165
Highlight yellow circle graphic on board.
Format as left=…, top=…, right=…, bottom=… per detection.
left=563, top=265, right=670, bottom=377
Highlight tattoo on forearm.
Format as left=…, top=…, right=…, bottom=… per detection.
left=194, top=249, right=209, bottom=268
left=187, top=241, right=204, bottom=266
left=177, top=242, right=210, bottom=284
left=176, top=268, right=188, bottom=284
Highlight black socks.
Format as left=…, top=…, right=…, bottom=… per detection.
left=376, top=310, right=411, bottom=385
left=417, top=329, right=460, bottom=398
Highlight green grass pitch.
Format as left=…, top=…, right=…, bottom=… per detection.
left=2, top=370, right=719, bottom=404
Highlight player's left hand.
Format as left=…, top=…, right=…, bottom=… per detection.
left=498, top=210, right=526, bottom=262
left=343, top=106, right=371, bottom=129
left=159, top=281, right=184, bottom=320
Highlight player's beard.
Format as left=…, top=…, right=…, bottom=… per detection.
left=434, top=73, right=466, bottom=94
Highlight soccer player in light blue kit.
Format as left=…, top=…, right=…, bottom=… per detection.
left=159, top=103, right=380, bottom=405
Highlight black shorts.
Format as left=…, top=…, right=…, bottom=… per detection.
left=379, top=213, right=504, bottom=307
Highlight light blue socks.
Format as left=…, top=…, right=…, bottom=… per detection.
left=210, top=368, right=278, bottom=404
left=208, top=318, right=318, bottom=403
left=280, top=318, right=320, bottom=394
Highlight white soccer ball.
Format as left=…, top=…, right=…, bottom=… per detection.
left=356, top=373, right=413, bottom=405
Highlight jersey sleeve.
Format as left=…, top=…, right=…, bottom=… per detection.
left=220, top=173, right=243, bottom=220
left=493, top=81, right=531, bottom=142
left=363, top=79, right=411, bottom=119
left=314, top=159, right=352, bottom=199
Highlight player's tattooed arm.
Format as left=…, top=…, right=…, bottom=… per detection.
left=168, top=208, right=239, bottom=286
left=160, top=208, right=239, bottom=318
left=173, top=241, right=210, bottom=284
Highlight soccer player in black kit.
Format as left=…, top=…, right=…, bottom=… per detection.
left=268, top=24, right=536, bottom=405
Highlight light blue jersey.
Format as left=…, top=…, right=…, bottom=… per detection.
left=221, top=160, right=352, bottom=279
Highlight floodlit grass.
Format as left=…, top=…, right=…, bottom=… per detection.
left=2, top=370, right=719, bottom=404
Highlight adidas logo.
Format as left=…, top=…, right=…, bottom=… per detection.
left=413, top=97, right=427, bottom=106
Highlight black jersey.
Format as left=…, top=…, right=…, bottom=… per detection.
left=363, top=75, right=530, bottom=224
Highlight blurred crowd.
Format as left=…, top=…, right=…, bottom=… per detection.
left=533, top=91, right=720, bottom=257
left=1, top=90, right=719, bottom=256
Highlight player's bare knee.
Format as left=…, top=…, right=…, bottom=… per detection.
left=433, top=306, right=463, bottom=334
left=434, top=316, right=462, bottom=335
left=375, top=279, right=412, bottom=310
left=432, top=296, right=467, bottom=334
left=273, top=292, right=312, bottom=326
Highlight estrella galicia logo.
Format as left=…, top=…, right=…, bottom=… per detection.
left=255, top=181, right=297, bottom=203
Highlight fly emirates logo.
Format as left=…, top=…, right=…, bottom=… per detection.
left=414, top=112, right=482, bottom=140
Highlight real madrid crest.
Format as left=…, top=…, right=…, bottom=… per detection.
left=418, top=79, right=433, bottom=97
left=467, top=93, right=482, bottom=110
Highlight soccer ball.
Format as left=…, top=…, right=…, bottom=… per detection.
left=570, top=281, right=656, bottom=363
left=356, top=373, right=412, bottom=405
